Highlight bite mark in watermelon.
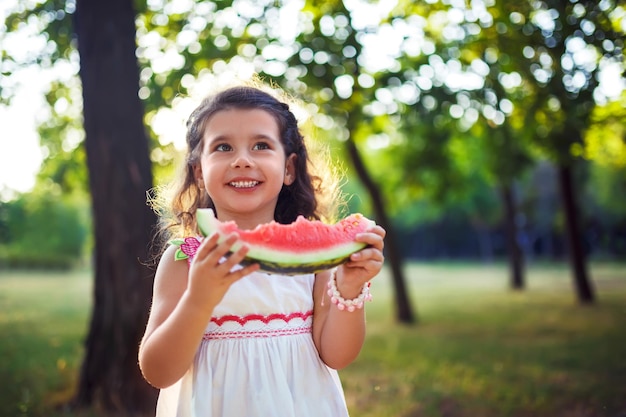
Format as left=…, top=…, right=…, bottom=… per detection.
left=196, top=208, right=376, bottom=275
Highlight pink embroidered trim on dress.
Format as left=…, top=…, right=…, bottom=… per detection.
left=210, top=310, right=313, bottom=326
left=203, top=310, right=313, bottom=340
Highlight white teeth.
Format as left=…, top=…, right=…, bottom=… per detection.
left=229, top=181, right=259, bottom=188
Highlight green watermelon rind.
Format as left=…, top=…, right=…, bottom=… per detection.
left=236, top=251, right=361, bottom=275
left=196, top=208, right=372, bottom=275
left=229, top=240, right=367, bottom=275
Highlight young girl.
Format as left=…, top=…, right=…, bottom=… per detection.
left=139, top=83, right=386, bottom=417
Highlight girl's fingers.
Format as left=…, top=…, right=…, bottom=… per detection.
left=195, top=233, right=239, bottom=265
left=213, top=234, right=241, bottom=260
left=219, top=242, right=252, bottom=272
left=230, top=263, right=261, bottom=281
left=355, top=227, right=386, bottom=250
left=344, top=258, right=383, bottom=272
left=195, top=233, right=220, bottom=258
left=345, top=225, right=385, bottom=277
left=194, top=233, right=259, bottom=279
left=362, top=225, right=386, bottom=239
left=350, top=247, right=384, bottom=262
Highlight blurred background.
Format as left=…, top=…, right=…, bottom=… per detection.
left=0, top=0, right=624, bottom=416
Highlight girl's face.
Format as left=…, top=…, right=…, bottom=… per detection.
left=194, top=108, right=296, bottom=228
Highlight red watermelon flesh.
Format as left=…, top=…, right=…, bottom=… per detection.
left=196, top=208, right=376, bottom=275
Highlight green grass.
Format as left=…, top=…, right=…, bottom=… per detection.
left=0, top=262, right=625, bottom=417
left=0, top=269, right=91, bottom=417
left=344, top=262, right=626, bottom=417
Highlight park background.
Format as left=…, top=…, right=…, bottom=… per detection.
left=0, top=0, right=625, bottom=416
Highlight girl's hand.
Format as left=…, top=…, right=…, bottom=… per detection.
left=186, top=233, right=260, bottom=310
left=335, top=224, right=386, bottom=297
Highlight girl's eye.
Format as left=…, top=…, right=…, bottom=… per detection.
left=253, top=142, right=270, bottom=150
left=215, top=143, right=232, bottom=152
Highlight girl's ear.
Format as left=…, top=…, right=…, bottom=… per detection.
left=193, top=165, right=204, bottom=189
left=284, top=153, right=297, bottom=186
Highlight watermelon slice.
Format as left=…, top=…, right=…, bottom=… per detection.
left=196, top=208, right=376, bottom=275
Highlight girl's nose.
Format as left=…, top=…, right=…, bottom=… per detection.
left=231, top=152, right=254, bottom=168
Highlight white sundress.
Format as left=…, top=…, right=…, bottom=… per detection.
left=155, top=240, right=349, bottom=417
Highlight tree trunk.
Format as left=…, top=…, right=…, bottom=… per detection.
left=344, top=138, right=416, bottom=323
left=500, top=184, right=525, bottom=290
left=557, top=164, right=595, bottom=304
left=74, top=0, right=158, bottom=413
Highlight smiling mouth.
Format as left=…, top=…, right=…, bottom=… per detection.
left=229, top=180, right=260, bottom=188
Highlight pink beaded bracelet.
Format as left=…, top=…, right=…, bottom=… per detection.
left=326, top=270, right=372, bottom=312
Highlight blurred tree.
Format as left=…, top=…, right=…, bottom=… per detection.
left=3, top=0, right=159, bottom=412
left=377, top=0, right=624, bottom=302
left=463, top=10, right=539, bottom=289
left=72, top=0, right=158, bottom=412
left=488, top=0, right=624, bottom=303
left=359, top=1, right=533, bottom=290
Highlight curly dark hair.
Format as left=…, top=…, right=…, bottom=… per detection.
left=152, top=83, right=342, bottom=253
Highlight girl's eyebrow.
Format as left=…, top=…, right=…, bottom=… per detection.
left=252, top=133, right=281, bottom=143
left=206, top=132, right=280, bottom=145
left=205, top=134, right=229, bottom=146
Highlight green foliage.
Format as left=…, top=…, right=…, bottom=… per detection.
left=35, top=80, right=88, bottom=195
left=0, top=189, right=90, bottom=269
left=586, top=163, right=626, bottom=220
left=2, top=0, right=625, bottom=255
left=584, top=92, right=626, bottom=168
left=481, top=1, right=623, bottom=166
